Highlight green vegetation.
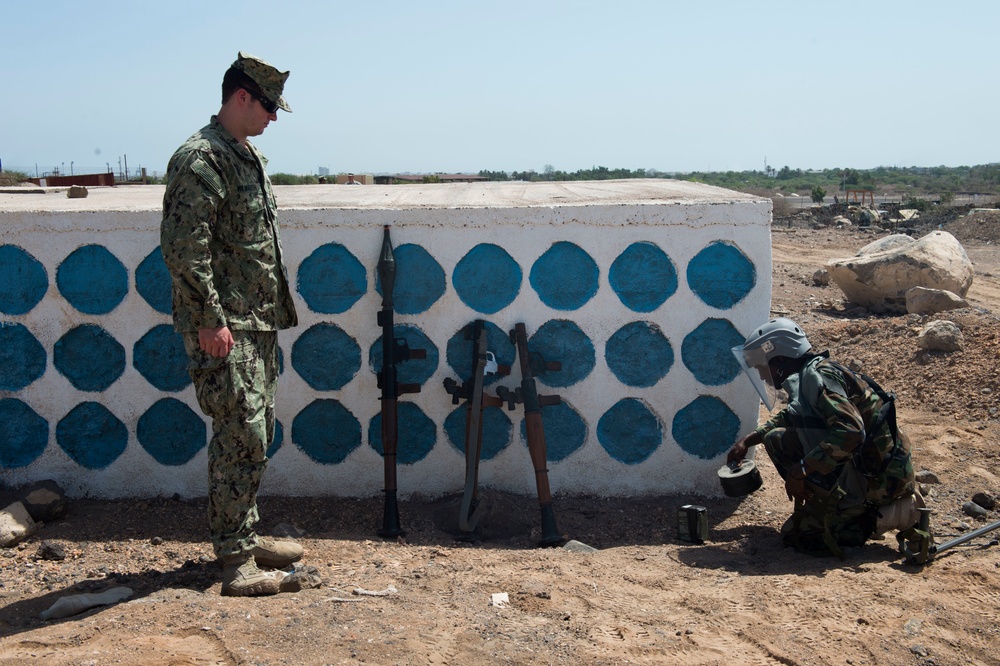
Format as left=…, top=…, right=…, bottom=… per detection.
left=270, top=173, right=318, bottom=185
left=0, top=170, right=30, bottom=186
left=478, top=164, right=1000, bottom=197
left=810, top=186, right=826, bottom=205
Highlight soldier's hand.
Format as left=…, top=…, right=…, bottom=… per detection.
left=727, top=432, right=761, bottom=465
left=199, top=326, right=235, bottom=358
left=785, top=470, right=812, bottom=502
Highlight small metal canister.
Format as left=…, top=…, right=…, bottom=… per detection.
left=677, top=504, right=708, bottom=544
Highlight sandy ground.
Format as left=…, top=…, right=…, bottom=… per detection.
left=1, top=218, right=999, bottom=665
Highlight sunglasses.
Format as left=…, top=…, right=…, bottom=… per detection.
left=245, top=88, right=278, bottom=114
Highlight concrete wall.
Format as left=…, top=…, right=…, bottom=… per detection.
left=0, top=181, right=771, bottom=499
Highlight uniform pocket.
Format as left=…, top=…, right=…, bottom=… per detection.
left=226, top=188, right=270, bottom=243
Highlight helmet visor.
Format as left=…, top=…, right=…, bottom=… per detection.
left=732, top=345, right=779, bottom=411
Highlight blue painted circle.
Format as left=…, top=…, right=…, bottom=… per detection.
left=530, top=319, right=595, bottom=388
left=137, top=398, right=207, bottom=465
left=376, top=244, right=446, bottom=315
left=445, top=321, right=515, bottom=388
left=518, top=400, right=587, bottom=462
left=681, top=318, right=746, bottom=386
left=369, top=325, right=439, bottom=387
left=54, top=324, right=126, bottom=392
left=452, top=244, right=521, bottom=314
left=597, top=398, right=662, bottom=464
left=0, top=245, right=48, bottom=315
left=368, top=402, right=437, bottom=464
left=609, top=242, right=677, bottom=312
left=56, top=402, right=128, bottom=469
left=0, top=322, right=47, bottom=391
left=133, top=324, right=191, bottom=392
left=56, top=245, right=129, bottom=315
left=297, top=243, right=367, bottom=314
left=292, top=399, right=361, bottom=464
left=673, top=395, right=741, bottom=459
left=687, top=241, right=756, bottom=310
left=135, top=247, right=173, bottom=314
left=605, top=321, right=674, bottom=388
left=444, top=405, right=512, bottom=461
left=0, top=399, right=48, bottom=468
left=291, top=323, right=361, bottom=391
left=267, top=420, right=284, bottom=458
left=529, top=241, right=599, bottom=311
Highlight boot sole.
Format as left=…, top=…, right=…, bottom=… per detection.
left=221, top=580, right=281, bottom=597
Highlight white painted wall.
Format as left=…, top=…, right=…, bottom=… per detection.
left=0, top=181, right=771, bottom=499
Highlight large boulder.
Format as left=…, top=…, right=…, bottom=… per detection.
left=826, top=231, right=973, bottom=314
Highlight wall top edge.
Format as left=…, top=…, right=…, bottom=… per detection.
left=0, top=179, right=768, bottom=214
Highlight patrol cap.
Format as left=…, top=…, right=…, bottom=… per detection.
left=230, top=51, right=292, bottom=112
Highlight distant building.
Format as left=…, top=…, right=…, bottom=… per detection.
left=318, top=167, right=329, bottom=176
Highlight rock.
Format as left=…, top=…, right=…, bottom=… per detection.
left=906, top=286, right=968, bottom=315
left=563, top=540, right=598, bottom=553
left=40, top=586, right=133, bottom=620
left=21, top=480, right=68, bottom=522
left=279, top=564, right=323, bottom=592
left=915, top=470, right=941, bottom=484
left=826, top=231, right=974, bottom=314
left=66, top=185, right=88, bottom=198
left=917, top=321, right=964, bottom=352
left=972, top=492, right=996, bottom=510
left=271, top=522, right=306, bottom=538
left=812, top=268, right=830, bottom=286
left=962, top=501, right=988, bottom=519
left=0, top=502, right=38, bottom=547
left=35, top=541, right=66, bottom=561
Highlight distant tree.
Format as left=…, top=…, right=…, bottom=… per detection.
left=270, top=173, right=318, bottom=185
left=478, top=170, right=509, bottom=181
left=810, top=186, right=826, bottom=205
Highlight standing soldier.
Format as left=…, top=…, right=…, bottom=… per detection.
left=161, top=52, right=302, bottom=596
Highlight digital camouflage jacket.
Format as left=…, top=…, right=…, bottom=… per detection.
left=161, top=116, right=297, bottom=332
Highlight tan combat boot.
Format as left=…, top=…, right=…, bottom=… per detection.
left=252, top=536, right=304, bottom=569
left=221, top=554, right=283, bottom=597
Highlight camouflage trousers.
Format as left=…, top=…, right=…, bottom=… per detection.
left=761, top=427, right=876, bottom=555
left=183, top=330, right=278, bottom=559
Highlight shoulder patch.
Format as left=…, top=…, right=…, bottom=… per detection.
left=191, top=158, right=226, bottom=199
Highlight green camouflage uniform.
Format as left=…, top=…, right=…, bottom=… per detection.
left=161, top=116, right=297, bottom=559
left=756, top=354, right=914, bottom=554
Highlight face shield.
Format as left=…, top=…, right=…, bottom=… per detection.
left=732, top=344, right=779, bottom=411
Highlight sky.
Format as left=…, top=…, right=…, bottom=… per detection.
left=2, top=0, right=997, bottom=178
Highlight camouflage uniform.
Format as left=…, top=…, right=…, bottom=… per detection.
left=756, top=354, right=914, bottom=553
left=161, top=109, right=297, bottom=559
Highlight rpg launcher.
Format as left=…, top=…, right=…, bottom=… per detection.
left=496, top=323, right=564, bottom=546
left=443, top=320, right=510, bottom=536
left=375, top=225, right=426, bottom=538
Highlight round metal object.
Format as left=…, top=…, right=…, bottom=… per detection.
left=718, top=459, right=763, bottom=497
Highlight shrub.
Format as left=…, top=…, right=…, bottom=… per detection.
left=0, top=170, right=30, bottom=187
